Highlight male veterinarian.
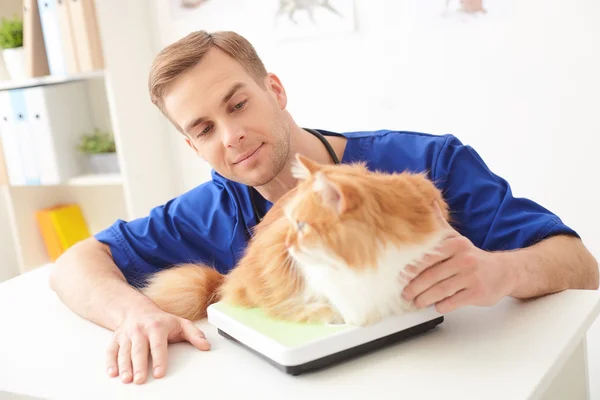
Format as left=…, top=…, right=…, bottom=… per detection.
left=50, top=30, right=598, bottom=385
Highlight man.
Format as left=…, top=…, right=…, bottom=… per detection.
left=50, top=30, right=598, bottom=385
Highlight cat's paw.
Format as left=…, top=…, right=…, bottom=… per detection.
left=295, top=303, right=344, bottom=325
left=341, top=312, right=378, bottom=327
left=309, top=310, right=345, bottom=326
left=323, top=312, right=345, bottom=325
left=401, top=300, right=418, bottom=313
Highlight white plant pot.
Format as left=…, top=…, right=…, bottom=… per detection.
left=84, top=153, right=121, bottom=175
left=2, top=47, right=27, bottom=81
left=0, top=51, right=10, bottom=81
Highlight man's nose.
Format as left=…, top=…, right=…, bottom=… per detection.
left=222, top=124, right=246, bottom=147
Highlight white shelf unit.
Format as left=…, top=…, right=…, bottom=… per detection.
left=2, top=183, right=128, bottom=273
left=0, top=69, right=105, bottom=91
left=67, top=173, right=123, bottom=186
left=0, top=0, right=178, bottom=276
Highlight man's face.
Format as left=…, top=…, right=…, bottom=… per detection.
left=163, top=48, right=291, bottom=187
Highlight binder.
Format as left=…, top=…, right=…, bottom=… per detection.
left=24, top=86, right=57, bottom=185
left=23, top=0, right=51, bottom=78
left=23, top=81, right=93, bottom=184
left=69, top=0, right=104, bottom=72
left=0, top=91, right=25, bottom=185
left=56, top=0, right=80, bottom=74
left=9, top=89, right=41, bottom=185
left=0, top=137, right=9, bottom=185
left=37, top=208, right=64, bottom=261
left=36, top=203, right=91, bottom=261
left=0, top=81, right=93, bottom=186
left=37, top=0, right=68, bottom=76
left=0, top=89, right=37, bottom=186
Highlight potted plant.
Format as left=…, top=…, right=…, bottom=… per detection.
left=77, top=129, right=120, bottom=174
left=0, top=16, right=25, bottom=81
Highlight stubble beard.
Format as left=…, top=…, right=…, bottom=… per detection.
left=246, top=122, right=291, bottom=188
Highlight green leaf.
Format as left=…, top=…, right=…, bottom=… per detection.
left=77, top=129, right=117, bottom=154
left=0, top=16, right=23, bottom=50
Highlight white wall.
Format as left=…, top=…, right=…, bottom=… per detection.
left=0, top=0, right=21, bottom=19
left=148, top=0, right=600, bottom=396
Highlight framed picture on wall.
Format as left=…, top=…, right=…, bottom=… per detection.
left=272, top=0, right=356, bottom=41
left=169, top=0, right=210, bottom=20
left=415, top=0, right=514, bottom=26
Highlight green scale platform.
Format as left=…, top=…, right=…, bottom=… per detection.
left=207, top=302, right=444, bottom=375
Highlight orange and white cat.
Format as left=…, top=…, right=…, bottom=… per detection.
left=141, top=154, right=450, bottom=327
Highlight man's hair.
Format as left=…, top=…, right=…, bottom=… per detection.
left=148, top=30, right=268, bottom=131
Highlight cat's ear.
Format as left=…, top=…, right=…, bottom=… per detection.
left=313, top=172, right=346, bottom=214
left=291, top=153, right=322, bottom=180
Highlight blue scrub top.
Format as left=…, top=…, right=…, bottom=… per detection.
left=95, top=130, right=578, bottom=287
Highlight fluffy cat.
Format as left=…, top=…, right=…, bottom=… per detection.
left=141, top=154, right=450, bottom=326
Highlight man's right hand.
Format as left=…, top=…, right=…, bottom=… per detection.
left=106, top=308, right=211, bottom=384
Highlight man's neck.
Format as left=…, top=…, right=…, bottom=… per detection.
left=255, top=126, right=347, bottom=203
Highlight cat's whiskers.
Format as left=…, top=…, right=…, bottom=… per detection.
left=296, top=245, right=347, bottom=272
left=282, top=251, right=295, bottom=282
left=269, top=245, right=299, bottom=287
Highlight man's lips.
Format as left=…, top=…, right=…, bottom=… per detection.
left=233, top=144, right=262, bottom=164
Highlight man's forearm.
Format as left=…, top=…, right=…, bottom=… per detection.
left=501, top=235, right=599, bottom=299
left=50, top=238, right=159, bottom=331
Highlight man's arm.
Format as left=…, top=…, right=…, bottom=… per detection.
left=504, top=234, right=599, bottom=299
left=50, top=238, right=211, bottom=385
left=401, top=204, right=599, bottom=314
left=51, top=238, right=155, bottom=330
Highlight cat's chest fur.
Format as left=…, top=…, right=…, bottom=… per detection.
left=294, top=233, right=443, bottom=326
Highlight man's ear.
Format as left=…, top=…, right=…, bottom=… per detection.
left=265, top=73, right=287, bottom=110
left=185, top=137, right=200, bottom=156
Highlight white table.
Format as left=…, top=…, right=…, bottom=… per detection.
left=1, top=265, right=599, bottom=400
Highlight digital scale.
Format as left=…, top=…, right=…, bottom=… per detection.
left=207, top=301, right=444, bottom=375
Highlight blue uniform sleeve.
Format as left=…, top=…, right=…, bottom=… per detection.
left=94, top=180, right=247, bottom=287
left=433, top=135, right=579, bottom=251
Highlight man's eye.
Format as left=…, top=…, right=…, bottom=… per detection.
left=233, top=100, right=247, bottom=111
left=198, top=124, right=212, bottom=137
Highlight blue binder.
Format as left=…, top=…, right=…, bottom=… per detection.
left=7, top=89, right=41, bottom=185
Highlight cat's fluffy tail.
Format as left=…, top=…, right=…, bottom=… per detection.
left=141, top=263, right=225, bottom=321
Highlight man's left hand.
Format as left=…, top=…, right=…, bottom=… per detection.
left=401, top=204, right=518, bottom=314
